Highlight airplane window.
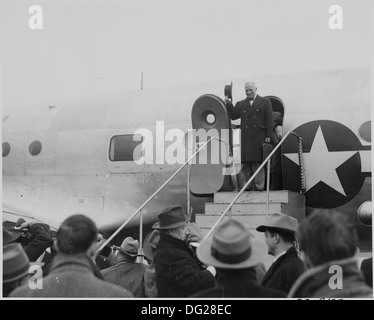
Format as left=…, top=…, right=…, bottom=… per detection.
left=109, top=135, right=143, bottom=161
left=358, top=121, right=371, bottom=143
left=29, top=141, right=42, bottom=156
left=2, top=142, right=10, bottom=157
left=206, top=114, right=216, bottom=124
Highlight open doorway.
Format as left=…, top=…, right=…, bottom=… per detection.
left=265, top=96, right=285, bottom=190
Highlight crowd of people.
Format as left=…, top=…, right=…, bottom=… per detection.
left=2, top=204, right=372, bottom=299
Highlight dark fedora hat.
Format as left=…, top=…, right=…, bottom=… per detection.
left=197, top=220, right=266, bottom=269
left=152, top=206, right=187, bottom=230
left=3, top=227, right=22, bottom=245
left=16, top=218, right=26, bottom=227
left=113, top=237, right=139, bottom=257
left=143, top=230, right=160, bottom=260
left=256, top=213, right=298, bottom=234
left=3, top=243, right=30, bottom=283
left=224, top=82, right=233, bottom=101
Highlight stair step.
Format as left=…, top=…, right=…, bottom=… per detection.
left=205, top=202, right=286, bottom=215
left=196, top=213, right=267, bottom=230
left=214, top=190, right=303, bottom=204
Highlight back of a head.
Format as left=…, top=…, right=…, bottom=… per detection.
left=297, top=209, right=358, bottom=266
left=57, top=215, right=97, bottom=255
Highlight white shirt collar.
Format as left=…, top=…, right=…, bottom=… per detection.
left=250, top=94, right=257, bottom=105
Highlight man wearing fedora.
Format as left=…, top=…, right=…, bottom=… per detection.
left=3, top=218, right=53, bottom=263
left=256, top=213, right=304, bottom=294
left=102, top=236, right=147, bottom=297
left=3, top=243, right=34, bottom=297
left=153, top=205, right=216, bottom=297
left=192, top=219, right=285, bottom=297
left=10, top=214, right=133, bottom=298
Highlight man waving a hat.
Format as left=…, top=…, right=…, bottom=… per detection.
left=256, top=213, right=304, bottom=294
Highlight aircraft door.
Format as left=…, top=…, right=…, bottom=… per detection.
left=264, top=96, right=285, bottom=190
left=189, top=94, right=231, bottom=194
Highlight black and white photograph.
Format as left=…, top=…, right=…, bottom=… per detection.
left=1, top=0, right=373, bottom=303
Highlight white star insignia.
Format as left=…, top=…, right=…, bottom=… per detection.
left=284, top=126, right=357, bottom=196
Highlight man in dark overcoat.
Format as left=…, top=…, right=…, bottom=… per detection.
left=153, top=206, right=216, bottom=297
left=3, top=219, right=53, bottom=264
left=256, top=213, right=304, bottom=294
left=102, top=237, right=147, bottom=297
left=225, top=81, right=273, bottom=191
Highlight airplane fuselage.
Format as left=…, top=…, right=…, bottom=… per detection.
left=2, top=67, right=371, bottom=248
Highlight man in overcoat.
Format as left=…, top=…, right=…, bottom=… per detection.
left=102, top=237, right=147, bottom=297
left=3, top=219, right=52, bottom=263
left=153, top=205, right=216, bottom=297
left=225, top=81, right=273, bottom=191
left=256, top=213, right=304, bottom=294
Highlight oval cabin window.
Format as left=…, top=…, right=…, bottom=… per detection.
left=29, top=141, right=42, bottom=156
left=2, top=142, right=10, bottom=157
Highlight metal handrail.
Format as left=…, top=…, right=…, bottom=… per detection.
left=203, top=130, right=303, bottom=240
left=97, top=136, right=228, bottom=255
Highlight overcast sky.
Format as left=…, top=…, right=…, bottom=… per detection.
left=0, top=0, right=372, bottom=109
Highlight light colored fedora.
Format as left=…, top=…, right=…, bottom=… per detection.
left=152, top=206, right=187, bottom=230
left=197, top=220, right=266, bottom=269
left=256, top=213, right=298, bottom=234
left=113, top=237, right=139, bottom=257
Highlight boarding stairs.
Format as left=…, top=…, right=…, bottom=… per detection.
left=196, top=190, right=306, bottom=239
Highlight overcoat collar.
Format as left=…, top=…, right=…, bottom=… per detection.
left=262, top=246, right=298, bottom=283
left=245, top=95, right=262, bottom=118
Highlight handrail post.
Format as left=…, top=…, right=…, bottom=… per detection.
left=187, top=163, right=191, bottom=216
left=266, top=159, right=271, bottom=223
left=137, top=209, right=144, bottom=263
